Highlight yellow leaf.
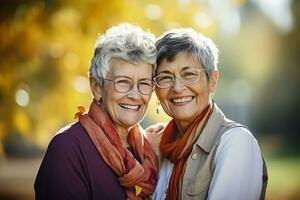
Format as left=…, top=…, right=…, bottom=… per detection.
left=74, top=105, right=86, bottom=119
left=74, top=112, right=80, bottom=119
left=77, top=106, right=86, bottom=113
left=135, top=185, right=142, bottom=196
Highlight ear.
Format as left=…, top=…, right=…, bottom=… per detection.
left=209, top=70, right=219, bottom=93
left=90, top=78, right=102, bottom=102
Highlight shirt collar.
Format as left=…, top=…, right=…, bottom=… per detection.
left=195, top=103, right=225, bottom=153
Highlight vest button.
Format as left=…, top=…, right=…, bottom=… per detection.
left=191, top=153, right=198, bottom=160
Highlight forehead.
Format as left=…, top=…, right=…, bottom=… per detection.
left=157, top=52, right=203, bottom=72
left=107, top=58, right=153, bottom=78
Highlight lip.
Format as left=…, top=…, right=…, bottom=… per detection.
left=119, top=103, right=141, bottom=111
left=169, top=96, right=195, bottom=105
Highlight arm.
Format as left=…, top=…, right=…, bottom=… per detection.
left=208, top=127, right=263, bottom=200
left=34, top=133, right=89, bottom=200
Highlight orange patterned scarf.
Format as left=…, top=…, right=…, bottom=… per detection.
left=79, top=101, right=158, bottom=200
left=159, top=103, right=212, bottom=200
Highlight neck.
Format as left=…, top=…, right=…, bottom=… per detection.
left=175, top=121, right=189, bottom=137
left=175, top=101, right=213, bottom=137
left=116, top=125, right=130, bottom=147
left=99, top=104, right=131, bottom=148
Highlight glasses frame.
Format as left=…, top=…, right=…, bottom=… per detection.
left=153, top=68, right=208, bottom=89
left=104, top=76, right=155, bottom=95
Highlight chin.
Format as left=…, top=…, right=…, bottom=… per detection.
left=121, top=119, right=141, bottom=127
left=172, top=111, right=194, bottom=119
left=174, top=113, right=197, bottom=122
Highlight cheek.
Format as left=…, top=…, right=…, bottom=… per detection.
left=155, top=89, right=171, bottom=113
left=102, top=92, right=120, bottom=113
left=194, top=80, right=210, bottom=94
left=102, top=98, right=115, bottom=116
left=142, top=94, right=152, bottom=105
left=155, top=89, right=168, bottom=102
left=194, top=85, right=211, bottom=104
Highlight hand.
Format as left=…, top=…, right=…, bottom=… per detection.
left=145, top=122, right=166, bottom=142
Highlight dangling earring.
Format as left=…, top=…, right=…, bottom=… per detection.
left=156, top=100, right=161, bottom=114
left=94, top=98, right=101, bottom=106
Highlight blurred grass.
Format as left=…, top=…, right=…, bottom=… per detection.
left=266, top=156, right=300, bottom=200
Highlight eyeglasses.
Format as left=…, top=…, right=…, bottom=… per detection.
left=153, top=68, right=208, bottom=88
left=104, top=76, right=154, bottom=95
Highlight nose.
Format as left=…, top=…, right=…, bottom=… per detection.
left=172, top=75, right=186, bottom=93
left=127, top=84, right=141, bottom=100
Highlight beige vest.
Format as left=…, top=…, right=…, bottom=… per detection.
left=179, top=104, right=268, bottom=200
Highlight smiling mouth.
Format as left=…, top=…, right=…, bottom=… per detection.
left=170, top=96, right=194, bottom=104
left=119, top=104, right=140, bottom=111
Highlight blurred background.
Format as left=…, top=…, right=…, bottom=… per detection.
left=0, top=0, right=299, bottom=199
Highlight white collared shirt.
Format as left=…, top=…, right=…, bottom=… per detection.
left=153, top=127, right=263, bottom=200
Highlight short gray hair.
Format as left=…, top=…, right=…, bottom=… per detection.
left=89, top=23, right=157, bottom=85
left=156, top=28, right=219, bottom=79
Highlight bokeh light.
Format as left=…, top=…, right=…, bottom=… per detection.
left=15, top=89, right=30, bottom=107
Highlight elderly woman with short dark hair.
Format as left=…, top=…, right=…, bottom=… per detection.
left=152, top=28, right=268, bottom=200
left=35, top=23, right=158, bottom=200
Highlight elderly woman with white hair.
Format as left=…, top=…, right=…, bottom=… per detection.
left=35, top=23, right=158, bottom=200
left=152, top=28, right=268, bottom=200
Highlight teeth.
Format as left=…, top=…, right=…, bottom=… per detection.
left=172, top=97, right=193, bottom=103
left=120, top=104, right=139, bottom=110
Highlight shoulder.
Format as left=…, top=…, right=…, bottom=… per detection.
left=208, top=128, right=264, bottom=200
left=38, top=122, right=93, bottom=178
left=54, top=121, right=87, bottom=142
left=215, top=127, right=262, bottom=163
left=219, top=127, right=258, bottom=148
left=46, top=122, right=88, bottom=156
left=35, top=123, right=94, bottom=199
left=55, top=121, right=87, bottom=139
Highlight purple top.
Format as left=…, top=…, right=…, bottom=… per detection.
left=34, top=122, right=127, bottom=200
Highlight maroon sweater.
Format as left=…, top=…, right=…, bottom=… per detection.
left=34, top=122, right=127, bottom=200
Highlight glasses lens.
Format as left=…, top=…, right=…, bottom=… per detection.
left=180, top=69, right=200, bottom=84
left=154, top=74, right=174, bottom=88
left=138, top=80, right=154, bottom=95
left=114, top=77, right=132, bottom=93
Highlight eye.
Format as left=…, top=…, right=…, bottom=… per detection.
left=156, top=74, right=173, bottom=83
left=181, top=70, right=198, bottom=79
left=139, top=80, right=152, bottom=87
left=115, top=78, right=132, bottom=87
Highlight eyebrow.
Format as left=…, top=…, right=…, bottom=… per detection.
left=139, top=78, right=152, bottom=82
left=156, top=70, right=173, bottom=75
left=113, top=75, right=152, bottom=81
left=157, top=65, right=197, bottom=74
left=113, top=75, right=131, bottom=79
